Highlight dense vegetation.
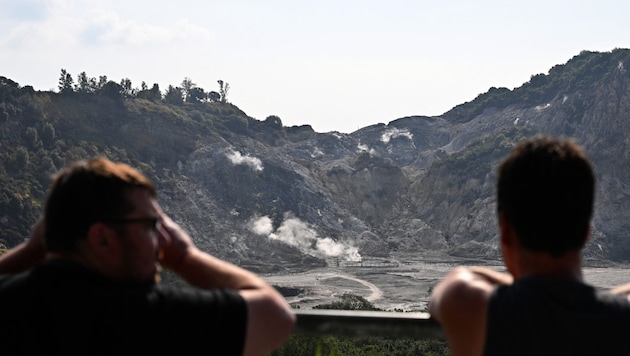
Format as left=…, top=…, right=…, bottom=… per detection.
left=271, top=334, right=449, bottom=356
left=0, top=71, right=275, bottom=249
left=270, top=293, right=450, bottom=356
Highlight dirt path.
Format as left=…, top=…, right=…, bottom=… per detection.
left=319, top=272, right=383, bottom=302
left=264, top=269, right=386, bottom=308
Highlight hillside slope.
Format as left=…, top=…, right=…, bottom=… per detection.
left=2, top=49, right=630, bottom=271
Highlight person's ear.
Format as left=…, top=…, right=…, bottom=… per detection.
left=499, top=211, right=515, bottom=247
left=499, top=211, right=520, bottom=277
left=86, top=223, right=120, bottom=258
left=583, top=225, right=591, bottom=245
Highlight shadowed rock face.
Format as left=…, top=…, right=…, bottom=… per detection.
left=2, top=50, right=630, bottom=271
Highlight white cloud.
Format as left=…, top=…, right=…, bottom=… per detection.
left=3, top=0, right=49, bottom=22
left=1, top=1, right=214, bottom=50
left=95, top=17, right=214, bottom=46
left=226, top=150, right=264, bottom=172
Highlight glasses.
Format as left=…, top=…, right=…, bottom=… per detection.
left=103, top=217, right=162, bottom=231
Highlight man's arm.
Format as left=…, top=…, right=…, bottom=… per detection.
left=157, top=215, right=296, bottom=356
left=611, top=283, right=630, bottom=303
left=429, top=266, right=511, bottom=356
left=0, top=218, right=46, bottom=274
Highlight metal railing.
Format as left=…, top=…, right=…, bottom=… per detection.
left=293, top=310, right=445, bottom=340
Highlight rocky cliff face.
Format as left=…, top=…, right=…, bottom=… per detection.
left=2, top=49, right=630, bottom=271
left=169, top=49, right=630, bottom=269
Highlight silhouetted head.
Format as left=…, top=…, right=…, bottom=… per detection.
left=497, top=135, right=595, bottom=257
left=44, top=157, right=156, bottom=254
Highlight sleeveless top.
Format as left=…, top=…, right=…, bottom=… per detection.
left=484, top=276, right=630, bottom=356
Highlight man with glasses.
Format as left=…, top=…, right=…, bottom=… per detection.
left=0, top=157, right=295, bottom=355
left=429, top=136, right=630, bottom=356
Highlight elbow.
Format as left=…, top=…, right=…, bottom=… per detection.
left=269, top=299, right=297, bottom=347
left=242, top=291, right=296, bottom=355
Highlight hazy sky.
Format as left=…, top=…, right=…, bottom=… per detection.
left=2, top=0, right=629, bottom=133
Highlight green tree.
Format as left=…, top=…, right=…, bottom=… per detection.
left=149, top=83, right=162, bottom=101
left=313, top=293, right=381, bottom=311
left=217, top=79, right=230, bottom=103
left=264, top=115, right=283, bottom=129
left=99, top=81, right=124, bottom=99
left=35, top=155, right=57, bottom=188
left=188, top=87, right=206, bottom=103
left=137, top=83, right=162, bottom=101
left=40, top=122, right=56, bottom=148
left=164, top=85, right=184, bottom=105
left=76, top=71, right=90, bottom=93
left=8, top=147, right=29, bottom=173
left=58, top=69, right=74, bottom=93
left=120, top=78, right=134, bottom=97
left=208, top=91, right=221, bottom=102
left=181, top=77, right=195, bottom=103
left=23, top=127, right=41, bottom=149
left=97, top=75, right=108, bottom=89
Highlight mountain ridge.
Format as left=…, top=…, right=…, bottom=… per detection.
left=2, top=48, right=630, bottom=271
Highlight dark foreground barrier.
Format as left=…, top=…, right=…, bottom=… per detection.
left=293, top=310, right=445, bottom=340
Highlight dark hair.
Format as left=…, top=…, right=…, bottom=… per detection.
left=497, top=136, right=595, bottom=257
left=44, top=157, right=156, bottom=254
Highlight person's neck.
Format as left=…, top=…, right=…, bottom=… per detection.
left=46, top=252, right=101, bottom=272
left=513, top=249, right=583, bottom=281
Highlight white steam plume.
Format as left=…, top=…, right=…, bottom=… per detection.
left=226, top=150, right=263, bottom=172
left=357, top=143, right=375, bottom=155
left=251, top=216, right=274, bottom=235
left=381, top=128, right=413, bottom=144
left=316, top=237, right=361, bottom=261
left=250, top=215, right=361, bottom=261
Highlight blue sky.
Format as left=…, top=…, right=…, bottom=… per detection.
left=2, top=0, right=629, bottom=133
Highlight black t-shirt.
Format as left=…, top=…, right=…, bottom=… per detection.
left=0, top=260, right=247, bottom=355
left=485, top=276, right=630, bottom=356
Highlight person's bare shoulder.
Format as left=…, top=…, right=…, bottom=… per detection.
left=429, top=267, right=496, bottom=356
left=611, top=282, right=630, bottom=303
